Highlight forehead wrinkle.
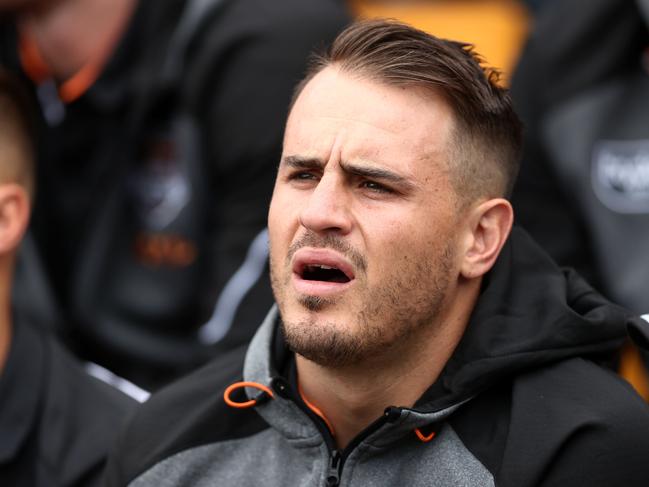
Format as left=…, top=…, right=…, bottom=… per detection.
left=315, top=114, right=404, bottom=136
left=280, top=141, right=343, bottom=172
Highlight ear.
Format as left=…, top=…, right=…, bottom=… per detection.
left=0, top=183, right=30, bottom=255
left=459, top=198, right=513, bottom=279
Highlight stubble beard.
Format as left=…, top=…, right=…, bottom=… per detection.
left=270, top=232, right=455, bottom=369
left=298, top=295, right=332, bottom=312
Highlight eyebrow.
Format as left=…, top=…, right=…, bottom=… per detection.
left=281, top=156, right=413, bottom=186
left=280, top=155, right=416, bottom=192
left=281, top=155, right=324, bottom=170
left=339, top=160, right=412, bottom=188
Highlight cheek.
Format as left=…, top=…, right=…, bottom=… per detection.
left=268, top=221, right=286, bottom=266
left=268, top=189, right=292, bottom=237
left=365, top=210, right=456, bottom=267
left=268, top=200, right=286, bottom=261
left=268, top=192, right=300, bottom=262
left=360, top=218, right=415, bottom=283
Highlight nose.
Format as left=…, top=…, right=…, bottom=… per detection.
left=298, top=173, right=352, bottom=235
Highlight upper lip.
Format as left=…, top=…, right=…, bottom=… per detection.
left=292, top=248, right=356, bottom=281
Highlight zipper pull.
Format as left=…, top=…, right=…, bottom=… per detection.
left=326, top=450, right=341, bottom=486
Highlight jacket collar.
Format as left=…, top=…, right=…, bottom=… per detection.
left=243, top=307, right=322, bottom=443
left=242, top=307, right=467, bottom=446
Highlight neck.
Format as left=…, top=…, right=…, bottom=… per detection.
left=296, top=279, right=481, bottom=449
left=18, top=0, right=136, bottom=80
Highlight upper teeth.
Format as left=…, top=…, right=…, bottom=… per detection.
left=314, top=265, right=335, bottom=270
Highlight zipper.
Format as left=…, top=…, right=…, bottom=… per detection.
left=271, top=377, right=402, bottom=486
left=324, top=407, right=399, bottom=486
left=326, top=450, right=341, bottom=487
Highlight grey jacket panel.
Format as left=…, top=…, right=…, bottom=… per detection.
left=128, top=422, right=493, bottom=486
left=129, top=428, right=325, bottom=487
left=339, top=425, right=493, bottom=487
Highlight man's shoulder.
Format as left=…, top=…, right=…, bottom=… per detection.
left=105, top=344, right=271, bottom=486
left=126, top=342, right=250, bottom=426
left=39, top=334, right=138, bottom=485
left=516, top=356, right=649, bottom=420
left=46, top=337, right=138, bottom=415
left=503, top=357, right=649, bottom=486
left=0, top=320, right=137, bottom=486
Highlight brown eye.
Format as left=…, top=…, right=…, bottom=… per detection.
left=361, top=180, right=391, bottom=193
left=287, top=171, right=319, bottom=186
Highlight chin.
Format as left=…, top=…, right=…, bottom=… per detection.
left=296, top=294, right=338, bottom=312
left=280, top=314, right=365, bottom=368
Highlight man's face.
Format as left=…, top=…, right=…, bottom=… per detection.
left=268, top=67, right=464, bottom=368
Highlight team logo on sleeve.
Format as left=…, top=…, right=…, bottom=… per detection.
left=591, top=140, right=649, bottom=214
left=132, top=136, right=191, bottom=230
left=129, top=119, right=199, bottom=268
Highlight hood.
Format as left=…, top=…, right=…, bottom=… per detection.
left=422, top=226, right=638, bottom=410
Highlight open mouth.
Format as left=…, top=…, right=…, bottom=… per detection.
left=292, top=249, right=356, bottom=292
left=301, top=264, right=351, bottom=283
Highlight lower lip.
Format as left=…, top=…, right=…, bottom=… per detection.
left=291, top=273, right=353, bottom=297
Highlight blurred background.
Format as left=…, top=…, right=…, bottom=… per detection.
left=352, top=0, right=531, bottom=84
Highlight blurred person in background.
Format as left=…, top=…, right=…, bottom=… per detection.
left=0, top=0, right=349, bottom=390
left=0, top=67, right=136, bottom=487
left=510, top=0, right=649, bottom=395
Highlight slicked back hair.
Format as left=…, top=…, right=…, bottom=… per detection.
left=0, top=68, right=35, bottom=198
left=291, top=19, right=523, bottom=205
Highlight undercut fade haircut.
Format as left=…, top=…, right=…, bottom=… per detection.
left=292, top=19, right=523, bottom=204
left=0, top=68, right=35, bottom=197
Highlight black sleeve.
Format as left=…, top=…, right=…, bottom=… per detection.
left=500, top=359, right=649, bottom=487
left=537, top=402, right=649, bottom=487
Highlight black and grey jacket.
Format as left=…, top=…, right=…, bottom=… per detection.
left=105, top=229, right=649, bottom=486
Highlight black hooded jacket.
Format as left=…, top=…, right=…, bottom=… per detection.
left=105, top=228, right=649, bottom=486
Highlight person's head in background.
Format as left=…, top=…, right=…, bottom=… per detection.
left=0, top=68, right=35, bottom=369
left=0, top=0, right=136, bottom=83
left=0, top=0, right=39, bottom=12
